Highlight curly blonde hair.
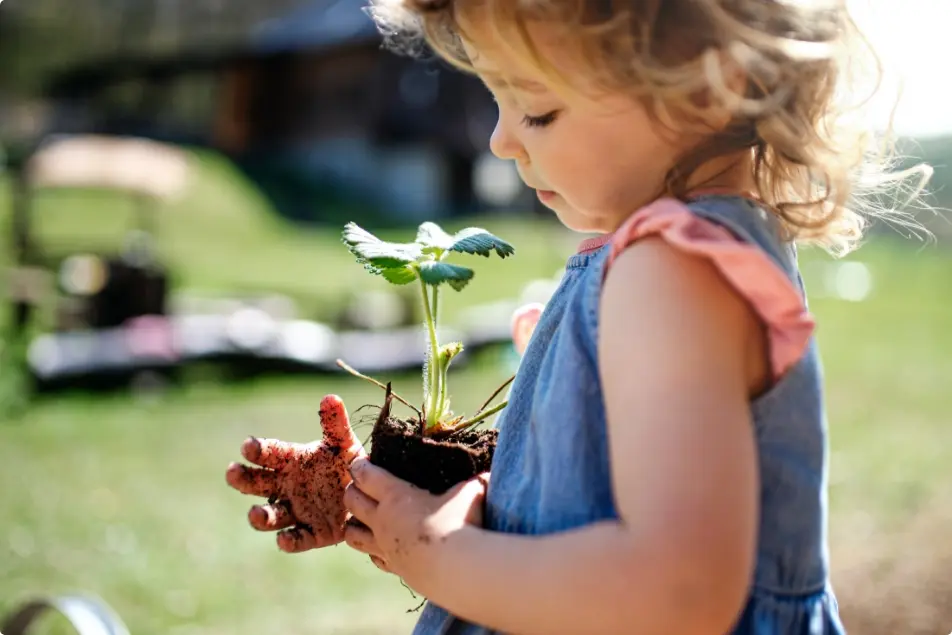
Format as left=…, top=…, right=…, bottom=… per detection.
left=370, top=0, right=930, bottom=255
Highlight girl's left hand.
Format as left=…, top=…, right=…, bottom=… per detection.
left=343, top=457, right=488, bottom=589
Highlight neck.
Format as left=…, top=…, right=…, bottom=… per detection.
left=682, top=151, right=757, bottom=197
left=577, top=154, right=758, bottom=252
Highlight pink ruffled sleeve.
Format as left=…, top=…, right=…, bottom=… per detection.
left=605, top=198, right=815, bottom=381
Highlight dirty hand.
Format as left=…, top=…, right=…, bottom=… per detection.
left=226, top=395, right=365, bottom=553
left=343, top=457, right=488, bottom=589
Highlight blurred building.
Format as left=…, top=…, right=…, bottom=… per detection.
left=5, top=0, right=535, bottom=226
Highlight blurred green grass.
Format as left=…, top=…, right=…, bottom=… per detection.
left=1, top=150, right=951, bottom=633
left=0, top=150, right=571, bottom=323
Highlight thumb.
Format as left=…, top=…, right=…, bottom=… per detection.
left=445, top=475, right=488, bottom=505
left=444, top=476, right=488, bottom=526
left=319, top=395, right=360, bottom=449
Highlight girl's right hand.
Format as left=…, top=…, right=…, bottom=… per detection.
left=225, top=395, right=366, bottom=553
left=511, top=302, right=544, bottom=356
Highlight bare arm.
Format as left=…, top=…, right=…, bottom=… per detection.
left=416, top=237, right=761, bottom=634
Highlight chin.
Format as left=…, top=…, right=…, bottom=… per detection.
left=549, top=201, right=611, bottom=235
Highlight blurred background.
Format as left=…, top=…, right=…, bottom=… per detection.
left=0, top=0, right=949, bottom=633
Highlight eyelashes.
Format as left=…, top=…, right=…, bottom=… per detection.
left=521, top=110, right=560, bottom=128
left=482, top=86, right=560, bottom=129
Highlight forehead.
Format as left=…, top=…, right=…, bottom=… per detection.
left=456, top=11, right=567, bottom=93
left=459, top=37, right=549, bottom=94
left=471, top=66, right=549, bottom=94
left=454, top=8, right=619, bottom=104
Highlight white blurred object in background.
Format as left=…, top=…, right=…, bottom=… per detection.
left=802, top=260, right=874, bottom=302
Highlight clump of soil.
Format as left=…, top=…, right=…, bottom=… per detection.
left=368, top=386, right=497, bottom=495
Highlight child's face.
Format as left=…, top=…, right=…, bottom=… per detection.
left=461, top=20, right=692, bottom=234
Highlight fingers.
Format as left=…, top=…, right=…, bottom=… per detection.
left=226, top=462, right=279, bottom=497
left=248, top=501, right=295, bottom=531
left=343, top=481, right=378, bottom=526
left=275, top=511, right=344, bottom=553
left=276, top=525, right=321, bottom=553
left=344, top=521, right=382, bottom=558
left=319, top=395, right=359, bottom=449
left=241, top=437, right=302, bottom=471
left=348, top=457, right=405, bottom=501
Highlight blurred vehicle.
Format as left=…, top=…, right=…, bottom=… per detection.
left=2, top=134, right=521, bottom=398
left=4, top=134, right=188, bottom=393
left=2, top=134, right=343, bottom=394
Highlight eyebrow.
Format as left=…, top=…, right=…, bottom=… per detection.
left=474, top=68, right=548, bottom=94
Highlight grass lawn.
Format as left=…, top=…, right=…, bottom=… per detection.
left=0, top=151, right=572, bottom=322
left=1, top=151, right=950, bottom=634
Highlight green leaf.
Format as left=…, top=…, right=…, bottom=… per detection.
left=417, top=261, right=474, bottom=291
left=342, top=222, right=422, bottom=270
left=415, top=222, right=515, bottom=259
left=381, top=265, right=418, bottom=285
left=415, top=222, right=455, bottom=251
left=342, top=222, right=381, bottom=249
left=448, top=227, right=515, bottom=259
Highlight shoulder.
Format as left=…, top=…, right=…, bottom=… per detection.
left=604, top=196, right=783, bottom=274
left=600, top=196, right=815, bottom=383
left=600, top=235, right=760, bottom=391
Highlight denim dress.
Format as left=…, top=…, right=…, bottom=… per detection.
left=413, top=195, right=846, bottom=635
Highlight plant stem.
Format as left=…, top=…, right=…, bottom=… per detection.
left=419, top=276, right=441, bottom=426
left=436, top=347, right=450, bottom=421
left=434, top=286, right=453, bottom=421
left=476, top=374, right=515, bottom=415
left=431, top=279, right=440, bottom=332
left=335, top=359, right=422, bottom=418
left=451, top=400, right=508, bottom=433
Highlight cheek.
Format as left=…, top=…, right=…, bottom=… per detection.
left=525, top=127, right=595, bottom=181
left=552, top=138, right=635, bottom=202
left=525, top=111, right=679, bottom=211
left=531, top=142, right=577, bottom=184
left=590, top=126, right=677, bottom=193
left=564, top=149, right=669, bottom=215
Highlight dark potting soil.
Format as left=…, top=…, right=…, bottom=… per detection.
left=366, top=386, right=497, bottom=495
left=370, top=416, right=496, bottom=495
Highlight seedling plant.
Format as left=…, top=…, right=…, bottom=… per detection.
left=338, top=221, right=515, bottom=437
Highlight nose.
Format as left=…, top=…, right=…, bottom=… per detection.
left=489, top=116, right=524, bottom=162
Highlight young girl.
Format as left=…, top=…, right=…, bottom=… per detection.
left=227, top=1, right=927, bottom=632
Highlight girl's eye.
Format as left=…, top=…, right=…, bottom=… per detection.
left=521, top=110, right=560, bottom=128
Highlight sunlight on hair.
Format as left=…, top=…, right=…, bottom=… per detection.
left=848, top=0, right=949, bottom=136
left=370, top=0, right=941, bottom=253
